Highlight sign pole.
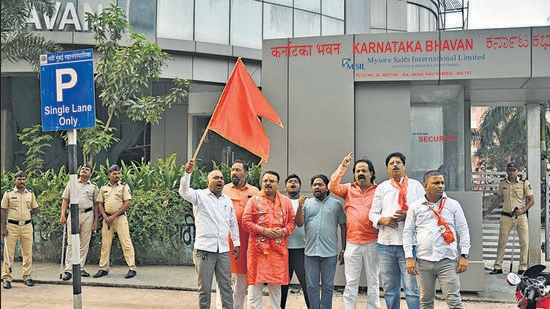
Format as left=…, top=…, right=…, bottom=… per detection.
left=67, top=129, right=82, bottom=309
left=40, top=49, right=94, bottom=309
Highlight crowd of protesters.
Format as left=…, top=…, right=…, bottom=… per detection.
left=2, top=151, right=478, bottom=309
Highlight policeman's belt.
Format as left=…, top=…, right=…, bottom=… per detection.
left=501, top=211, right=520, bottom=217
left=106, top=212, right=125, bottom=216
left=81, top=207, right=93, bottom=213
left=8, top=219, right=32, bottom=225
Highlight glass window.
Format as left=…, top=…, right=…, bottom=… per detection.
left=195, top=0, right=229, bottom=44
left=294, top=10, right=320, bottom=37
left=267, top=0, right=293, bottom=6
left=157, top=0, right=194, bottom=40
left=322, top=16, right=344, bottom=35
left=295, top=0, right=320, bottom=13
left=231, top=0, right=262, bottom=49
left=263, top=3, right=293, bottom=40
left=419, top=9, right=432, bottom=32
left=322, top=0, right=344, bottom=19
left=370, top=0, right=387, bottom=30
left=407, top=4, right=419, bottom=32
left=119, top=0, right=156, bottom=37
left=410, top=85, right=465, bottom=191
left=387, top=0, right=407, bottom=32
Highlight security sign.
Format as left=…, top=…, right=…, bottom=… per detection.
left=40, top=49, right=95, bottom=131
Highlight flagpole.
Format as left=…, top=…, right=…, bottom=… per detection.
left=192, top=127, right=210, bottom=162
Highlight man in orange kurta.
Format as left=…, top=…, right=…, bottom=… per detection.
left=217, top=160, right=259, bottom=309
left=243, top=170, right=296, bottom=309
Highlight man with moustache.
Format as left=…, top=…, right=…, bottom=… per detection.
left=295, top=174, right=346, bottom=309
left=403, top=170, right=470, bottom=309
left=329, top=152, right=381, bottom=309
left=370, top=152, right=424, bottom=309
left=179, top=159, right=240, bottom=309
left=483, top=162, right=534, bottom=275
left=216, top=160, right=259, bottom=309
left=60, top=163, right=99, bottom=281
left=281, top=174, right=310, bottom=308
left=94, top=164, right=137, bottom=279
left=1, top=171, right=39, bottom=289
left=242, top=171, right=296, bottom=309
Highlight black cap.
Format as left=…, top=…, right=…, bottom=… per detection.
left=14, top=171, right=26, bottom=178
left=82, top=163, right=92, bottom=170
left=108, top=164, right=120, bottom=173
left=506, top=162, right=518, bottom=170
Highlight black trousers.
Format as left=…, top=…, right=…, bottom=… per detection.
left=281, top=248, right=310, bottom=308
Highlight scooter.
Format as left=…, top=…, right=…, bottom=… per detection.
left=506, top=264, right=550, bottom=309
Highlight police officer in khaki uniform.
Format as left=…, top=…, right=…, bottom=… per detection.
left=1, top=171, right=39, bottom=289
left=483, top=162, right=535, bottom=274
left=60, top=163, right=99, bottom=281
left=93, top=164, right=137, bottom=279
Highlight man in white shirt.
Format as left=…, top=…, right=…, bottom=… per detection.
left=179, top=159, right=240, bottom=309
left=403, top=170, right=470, bottom=309
left=281, top=174, right=309, bottom=308
left=369, top=152, right=424, bottom=309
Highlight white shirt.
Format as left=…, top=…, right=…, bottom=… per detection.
left=369, top=177, right=425, bottom=245
left=179, top=173, right=240, bottom=253
left=403, top=193, right=471, bottom=261
left=286, top=198, right=306, bottom=249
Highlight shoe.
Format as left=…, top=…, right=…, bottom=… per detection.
left=24, top=279, right=34, bottom=286
left=518, top=270, right=525, bottom=275
left=62, top=272, right=72, bottom=281
left=93, top=270, right=108, bottom=278
left=489, top=269, right=503, bottom=275
left=81, top=270, right=90, bottom=277
left=125, top=270, right=136, bottom=279
left=3, top=281, right=11, bottom=289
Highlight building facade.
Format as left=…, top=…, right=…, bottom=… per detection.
left=2, top=0, right=549, bottom=291
left=1, top=0, right=449, bottom=171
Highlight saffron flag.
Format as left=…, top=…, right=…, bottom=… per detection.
left=207, top=58, right=283, bottom=165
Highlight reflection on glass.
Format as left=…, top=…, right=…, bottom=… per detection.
left=231, top=0, right=262, bottom=49
left=410, top=85, right=465, bottom=191
left=263, top=3, right=293, bottom=39
left=119, top=0, right=156, bottom=37
left=195, top=0, right=229, bottom=44
left=295, top=0, right=320, bottom=13
left=294, top=10, right=320, bottom=37
left=157, top=0, right=194, bottom=40
left=323, top=0, right=344, bottom=19
left=322, top=16, right=344, bottom=35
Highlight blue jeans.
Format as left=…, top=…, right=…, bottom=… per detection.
left=378, top=244, right=419, bottom=309
left=304, top=255, right=337, bottom=309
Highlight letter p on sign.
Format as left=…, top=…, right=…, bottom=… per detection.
left=56, top=68, right=78, bottom=102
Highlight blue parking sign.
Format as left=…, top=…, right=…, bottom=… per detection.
left=40, top=49, right=95, bottom=131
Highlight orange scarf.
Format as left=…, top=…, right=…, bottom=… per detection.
left=390, top=175, right=409, bottom=211
left=426, top=197, right=455, bottom=245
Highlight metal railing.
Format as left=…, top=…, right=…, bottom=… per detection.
left=472, top=171, right=522, bottom=264
left=473, top=170, right=550, bottom=263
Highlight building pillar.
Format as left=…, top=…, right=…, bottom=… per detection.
left=527, top=103, right=542, bottom=265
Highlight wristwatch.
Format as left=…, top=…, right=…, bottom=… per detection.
left=461, top=254, right=469, bottom=259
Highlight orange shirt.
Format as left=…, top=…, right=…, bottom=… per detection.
left=329, top=164, right=379, bottom=244
left=223, top=183, right=259, bottom=274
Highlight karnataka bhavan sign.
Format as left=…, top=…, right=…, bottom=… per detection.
left=40, top=49, right=95, bottom=131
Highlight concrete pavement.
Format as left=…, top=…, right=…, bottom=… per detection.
left=0, top=261, right=525, bottom=308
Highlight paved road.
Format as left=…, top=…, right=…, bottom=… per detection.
left=1, top=283, right=518, bottom=309
left=0, top=261, right=523, bottom=308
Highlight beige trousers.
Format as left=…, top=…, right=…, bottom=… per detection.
left=98, top=214, right=136, bottom=271
left=2, top=223, right=34, bottom=281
